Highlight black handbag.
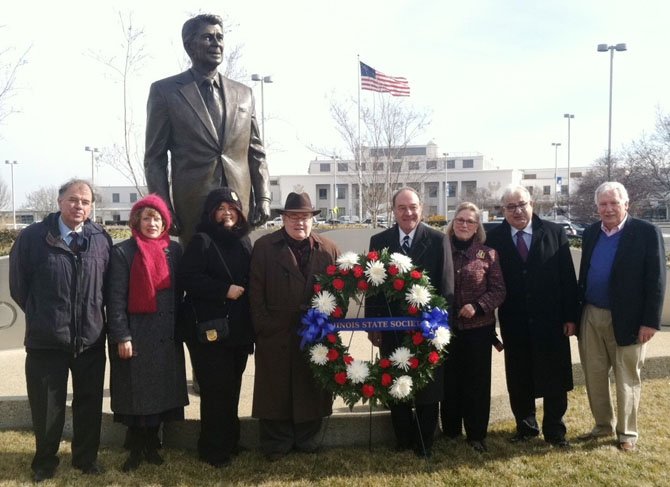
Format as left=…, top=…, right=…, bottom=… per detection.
left=192, top=234, right=236, bottom=344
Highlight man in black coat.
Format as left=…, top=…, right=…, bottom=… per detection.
left=486, top=185, right=577, bottom=447
left=577, top=182, right=665, bottom=452
left=367, top=188, right=454, bottom=457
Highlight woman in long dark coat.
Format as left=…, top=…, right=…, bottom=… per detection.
left=107, top=194, right=188, bottom=472
left=179, top=187, right=254, bottom=468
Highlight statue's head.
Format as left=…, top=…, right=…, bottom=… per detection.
left=182, top=14, right=224, bottom=72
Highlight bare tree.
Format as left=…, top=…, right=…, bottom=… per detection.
left=22, top=186, right=59, bottom=219
left=88, top=11, right=147, bottom=194
left=0, top=26, right=31, bottom=132
left=0, top=176, right=10, bottom=209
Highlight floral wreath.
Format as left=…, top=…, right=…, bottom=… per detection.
left=298, top=248, right=450, bottom=409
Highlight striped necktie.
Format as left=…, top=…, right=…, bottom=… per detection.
left=402, top=235, right=411, bottom=254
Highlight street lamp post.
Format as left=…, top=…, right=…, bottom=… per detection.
left=331, top=156, right=338, bottom=221
left=250, top=74, right=273, bottom=144
left=84, top=146, right=99, bottom=223
left=552, top=142, right=561, bottom=220
left=597, top=43, right=627, bottom=180
left=563, top=114, right=574, bottom=219
left=4, top=160, right=18, bottom=229
left=442, top=152, right=449, bottom=220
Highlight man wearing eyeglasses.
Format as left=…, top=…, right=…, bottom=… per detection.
left=486, top=185, right=578, bottom=448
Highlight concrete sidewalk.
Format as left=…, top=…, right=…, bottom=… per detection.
left=2, top=327, right=669, bottom=449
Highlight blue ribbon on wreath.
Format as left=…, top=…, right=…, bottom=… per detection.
left=419, top=307, right=449, bottom=340
left=298, top=308, right=335, bottom=349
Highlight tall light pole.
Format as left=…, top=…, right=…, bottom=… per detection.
left=250, top=74, right=273, bottom=144
left=552, top=142, right=561, bottom=220
left=331, top=155, right=338, bottom=221
left=5, top=160, right=18, bottom=229
left=442, top=152, right=449, bottom=220
left=597, top=43, right=627, bottom=181
left=84, top=146, right=99, bottom=223
left=563, top=114, right=574, bottom=219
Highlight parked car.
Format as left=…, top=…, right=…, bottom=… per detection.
left=483, top=221, right=502, bottom=233
left=265, top=216, right=283, bottom=228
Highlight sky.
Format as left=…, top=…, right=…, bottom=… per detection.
left=1, top=0, right=670, bottom=207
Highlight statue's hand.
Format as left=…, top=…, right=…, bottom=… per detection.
left=169, top=213, right=182, bottom=236
left=252, top=200, right=271, bottom=227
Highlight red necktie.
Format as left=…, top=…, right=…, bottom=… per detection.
left=516, top=232, right=528, bottom=262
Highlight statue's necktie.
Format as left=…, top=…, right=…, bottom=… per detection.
left=402, top=235, right=411, bottom=255
left=203, top=78, right=223, bottom=134
left=516, top=231, right=528, bottom=262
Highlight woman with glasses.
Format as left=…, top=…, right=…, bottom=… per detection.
left=440, top=202, right=506, bottom=453
left=179, top=187, right=254, bottom=467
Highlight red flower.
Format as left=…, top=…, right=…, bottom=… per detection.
left=410, top=270, right=422, bottom=279
left=334, top=372, right=347, bottom=385
left=393, top=278, right=405, bottom=291
left=388, top=265, right=399, bottom=276
left=327, top=349, right=339, bottom=361
left=357, top=280, right=369, bottom=291
left=409, top=357, right=419, bottom=369
left=407, top=305, right=419, bottom=315
left=340, top=268, right=350, bottom=275
left=332, top=278, right=345, bottom=291
left=313, top=283, right=322, bottom=294
left=412, top=333, right=424, bottom=346
left=379, top=358, right=391, bottom=369
left=353, top=265, right=364, bottom=278
left=331, top=307, right=343, bottom=318
left=326, top=265, right=338, bottom=276
left=344, top=354, right=353, bottom=365
left=428, top=351, right=440, bottom=364
left=326, top=334, right=337, bottom=344
left=381, top=373, right=393, bottom=387
left=361, top=384, right=375, bottom=398
left=367, top=251, right=379, bottom=261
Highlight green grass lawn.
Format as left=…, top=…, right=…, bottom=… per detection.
left=1, top=378, right=669, bottom=486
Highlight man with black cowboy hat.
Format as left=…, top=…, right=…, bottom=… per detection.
left=249, top=192, right=340, bottom=460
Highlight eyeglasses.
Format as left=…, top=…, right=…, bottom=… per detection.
left=285, top=214, right=312, bottom=222
left=454, top=217, right=478, bottom=226
left=504, top=201, right=529, bottom=212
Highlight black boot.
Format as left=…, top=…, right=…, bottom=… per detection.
left=144, top=426, right=164, bottom=466
left=122, top=427, right=144, bottom=472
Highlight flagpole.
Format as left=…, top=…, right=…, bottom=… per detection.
left=357, top=55, right=363, bottom=222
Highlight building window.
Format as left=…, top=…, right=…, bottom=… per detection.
left=320, top=163, right=331, bottom=172
left=129, top=193, right=138, bottom=203
left=461, top=181, right=477, bottom=197
left=526, top=186, right=534, bottom=195
left=426, top=160, right=437, bottom=170
left=426, top=182, right=438, bottom=198
left=337, top=162, right=348, bottom=172
left=447, top=159, right=455, bottom=169
left=543, top=185, right=551, bottom=195
left=373, top=162, right=383, bottom=171
left=353, top=184, right=360, bottom=199
left=319, top=188, right=328, bottom=200
left=561, top=184, right=568, bottom=194
left=447, top=181, right=457, bottom=197
left=462, top=159, right=474, bottom=169
left=112, top=193, right=120, bottom=203
left=408, top=161, right=419, bottom=170
left=523, top=173, right=537, bottom=179
left=570, top=172, right=582, bottom=178
left=359, top=163, right=366, bottom=171
left=391, top=161, right=402, bottom=172
left=428, top=205, right=438, bottom=216
left=337, top=185, right=346, bottom=200
left=270, top=180, right=279, bottom=186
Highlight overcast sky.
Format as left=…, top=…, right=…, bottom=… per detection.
left=2, top=0, right=669, bottom=207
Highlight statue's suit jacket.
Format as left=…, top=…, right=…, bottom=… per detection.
left=144, top=69, right=270, bottom=245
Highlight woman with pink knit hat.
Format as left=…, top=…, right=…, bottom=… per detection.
left=107, top=194, right=188, bottom=472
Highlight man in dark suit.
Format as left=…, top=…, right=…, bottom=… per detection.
left=367, top=187, right=454, bottom=457
left=145, top=13, right=271, bottom=245
left=577, top=182, right=665, bottom=452
left=486, top=185, right=577, bottom=447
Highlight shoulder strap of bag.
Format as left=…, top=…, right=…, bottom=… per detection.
left=196, top=232, right=234, bottom=282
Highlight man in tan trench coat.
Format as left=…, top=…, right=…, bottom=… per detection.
left=249, top=193, right=339, bottom=460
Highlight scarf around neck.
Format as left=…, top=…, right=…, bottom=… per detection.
left=128, top=228, right=171, bottom=314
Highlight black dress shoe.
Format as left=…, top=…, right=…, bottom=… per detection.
left=508, top=433, right=536, bottom=443
left=468, top=440, right=488, bottom=453
left=122, top=450, right=143, bottom=472
left=78, top=462, right=105, bottom=475
left=546, top=438, right=571, bottom=448
left=32, top=468, right=55, bottom=483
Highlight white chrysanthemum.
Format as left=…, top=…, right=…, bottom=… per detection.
left=406, top=284, right=431, bottom=307
left=309, top=344, right=329, bottom=365
left=311, top=291, right=337, bottom=315
left=389, top=346, right=412, bottom=371
left=365, top=260, right=387, bottom=286
left=389, top=375, right=413, bottom=399
left=337, top=251, right=360, bottom=271
left=346, top=360, right=370, bottom=384
left=431, top=326, right=451, bottom=351
left=389, top=252, right=413, bottom=273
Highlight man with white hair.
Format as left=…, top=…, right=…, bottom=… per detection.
left=577, top=181, right=665, bottom=452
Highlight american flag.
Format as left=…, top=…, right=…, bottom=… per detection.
left=360, top=62, right=410, bottom=97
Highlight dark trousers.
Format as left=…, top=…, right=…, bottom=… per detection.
left=258, top=418, right=323, bottom=455
left=390, top=402, right=439, bottom=452
left=504, top=334, right=568, bottom=440
left=25, top=347, right=106, bottom=472
left=441, top=327, right=493, bottom=441
left=188, top=341, right=249, bottom=463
